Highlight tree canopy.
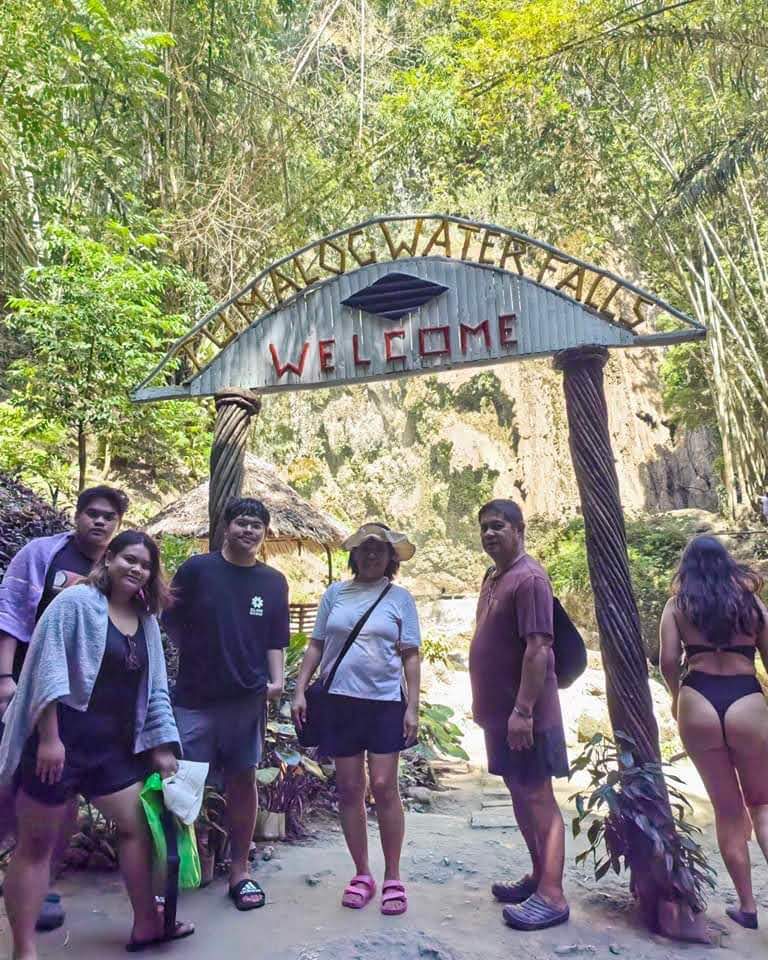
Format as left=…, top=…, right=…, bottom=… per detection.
left=0, top=0, right=765, bottom=515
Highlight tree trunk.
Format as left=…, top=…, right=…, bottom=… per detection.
left=77, top=422, right=87, bottom=492
left=553, top=346, right=707, bottom=940
left=208, top=389, right=261, bottom=551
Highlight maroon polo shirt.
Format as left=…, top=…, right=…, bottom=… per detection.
left=469, top=552, right=564, bottom=733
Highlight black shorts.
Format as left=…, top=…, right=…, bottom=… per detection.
left=19, top=736, right=147, bottom=807
left=320, top=693, right=406, bottom=758
left=483, top=725, right=569, bottom=787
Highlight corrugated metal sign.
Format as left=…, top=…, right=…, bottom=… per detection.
left=133, top=215, right=705, bottom=402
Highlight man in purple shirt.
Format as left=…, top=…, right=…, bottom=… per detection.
left=0, top=484, right=128, bottom=931
left=469, top=499, right=569, bottom=931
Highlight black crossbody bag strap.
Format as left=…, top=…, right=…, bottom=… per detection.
left=322, top=583, right=392, bottom=692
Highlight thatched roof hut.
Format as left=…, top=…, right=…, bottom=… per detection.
left=145, top=455, right=348, bottom=568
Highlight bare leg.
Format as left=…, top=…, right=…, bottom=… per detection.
left=92, top=783, right=193, bottom=944
left=511, top=779, right=566, bottom=908
left=334, top=754, right=370, bottom=877
left=224, top=768, right=258, bottom=890
left=504, top=776, right=541, bottom=886
left=368, top=753, right=404, bottom=884
left=4, top=791, right=66, bottom=960
left=679, top=687, right=756, bottom=914
left=50, top=795, right=79, bottom=879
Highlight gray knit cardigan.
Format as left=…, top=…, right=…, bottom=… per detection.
left=0, top=584, right=180, bottom=785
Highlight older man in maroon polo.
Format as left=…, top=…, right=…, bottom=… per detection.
left=469, top=498, right=570, bottom=931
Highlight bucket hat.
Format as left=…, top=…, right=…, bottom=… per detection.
left=342, top=522, right=416, bottom=562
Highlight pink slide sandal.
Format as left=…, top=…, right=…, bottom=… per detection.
left=342, top=874, right=376, bottom=909
left=381, top=880, right=408, bottom=916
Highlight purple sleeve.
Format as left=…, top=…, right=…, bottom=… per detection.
left=514, top=575, right=554, bottom=641
left=0, top=543, right=42, bottom=644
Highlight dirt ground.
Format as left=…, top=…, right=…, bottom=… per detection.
left=3, top=767, right=768, bottom=960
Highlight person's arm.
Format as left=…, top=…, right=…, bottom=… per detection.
left=508, top=633, right=552, bottom=750
left=0, top=631, right=18, bottom=717
left=754, top=598, right=768, bottom=675
left=506, top=574, right=555, bottom=751
left=401, top=648, right=421, bottom=746
left=291, top=639, right=323, bottom=730
left=35, top=701, right=66, bottom=785
left=267, top=648, right=285, bottom=701
left=161, top=560, right=193, bottom=641
left=267, top=574, right=289, bottom=700
left=659, top=598, right=684, bottom=719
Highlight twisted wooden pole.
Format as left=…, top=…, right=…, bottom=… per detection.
left=553, top=346, right=660, bottom=763
left=209, top=389, right=261, bottom=551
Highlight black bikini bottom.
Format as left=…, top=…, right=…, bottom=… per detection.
left=682, top=670, right=762, bottom=731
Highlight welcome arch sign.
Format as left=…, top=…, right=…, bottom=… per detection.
left=133, top=215, right=708, bottom=881
left=133, top=214, right=703, bottom=401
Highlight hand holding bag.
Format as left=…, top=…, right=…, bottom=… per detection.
left=298, top=583, right=392, bottom=748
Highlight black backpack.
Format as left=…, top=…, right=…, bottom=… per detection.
left=483, top=566, right=587, bottom=689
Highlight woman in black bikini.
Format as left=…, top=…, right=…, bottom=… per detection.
left=660, top=535, right=768, bottom=930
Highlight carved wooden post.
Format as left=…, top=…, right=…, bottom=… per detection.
left=554, top=347, right=709, bottom=939
left=553, top=346, right=660, bottom=761
left=209, top=389, right=261, bottom=551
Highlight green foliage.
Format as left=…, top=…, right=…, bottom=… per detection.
left=530, top=515, right=691, bottom=655
left=0, top=403, right=71, bottom=502
left=420, top=632, right=453, bottom=668
left=6, top=221, right=210, bottom=490
left=158, top=535, right=195, bottom=578
left=415, top=701, right=469, bottom=762
left=570, top=732, right=715, bottom=911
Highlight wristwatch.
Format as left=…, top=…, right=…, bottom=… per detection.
left=512, top=705, right=532, bottom=720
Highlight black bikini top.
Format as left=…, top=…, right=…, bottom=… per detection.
left=684, top=642, right=756, bottom=661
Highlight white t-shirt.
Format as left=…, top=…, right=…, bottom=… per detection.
left=312, top=577, right=421, bottom=701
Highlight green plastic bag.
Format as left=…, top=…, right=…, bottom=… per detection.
left=140, top=773, right=201, bottom=890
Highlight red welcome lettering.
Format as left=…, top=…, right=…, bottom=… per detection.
left=352, top=334, right=371, bottom=367
left=384, top=329, right=406, bottom=362
left=318, top=339, right=335, bottom=372
left=269, top=341, right=310, bottom=378
left=418, top=325, right=451, bottom=357
left=499, top=313, right=518, bottom=348
left=459, top=319, right=491, bottom=354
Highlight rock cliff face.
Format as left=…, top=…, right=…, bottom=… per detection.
left=251, top=348, right=717, bottom=589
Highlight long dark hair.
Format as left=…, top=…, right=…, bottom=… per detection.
left=672, top=535, right=764, bottom=645
left=87, top=530, right=171, bottom=615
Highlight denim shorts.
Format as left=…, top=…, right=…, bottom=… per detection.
left=174, top=691, right=266, bottom=776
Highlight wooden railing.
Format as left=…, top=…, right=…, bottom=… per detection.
left=289, top=603, right=318, bottom=637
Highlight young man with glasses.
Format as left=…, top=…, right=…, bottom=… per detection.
left=0, top=483, right=129, bottom=930
left=164, top=497, right=289, bottom=913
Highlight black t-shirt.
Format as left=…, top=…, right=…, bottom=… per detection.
left=37, top=539, right=94, bottom=620
left=164, top=552, right=290, bottom=708
left=13, top=537, right=94, bottom=680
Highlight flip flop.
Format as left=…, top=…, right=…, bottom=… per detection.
left=503, top=893, right=569, bottom=931
left=727, top=907, right=758, bottom=929
left=229, top=878, right=266, bottom=911
left=381, top=880, right=407, bottom=916
left=342, top=874, right=376, bottom=909
left=126, top=920, right=195, bottom=952
left=36, top=891, right=65, bottom=932
left=491, top=875, right=537, bottom=904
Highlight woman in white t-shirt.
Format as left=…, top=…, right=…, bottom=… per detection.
left=293, top=523, right=421, bottom=917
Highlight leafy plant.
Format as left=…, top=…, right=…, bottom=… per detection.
left=257, top=718, right=328, bottom=836
left=570, top=732, right=715, bottom=911
left=414, top=701, right=469, bottom=762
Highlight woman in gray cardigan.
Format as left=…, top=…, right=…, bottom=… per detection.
left=0, top=530, right=194, bottom=956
